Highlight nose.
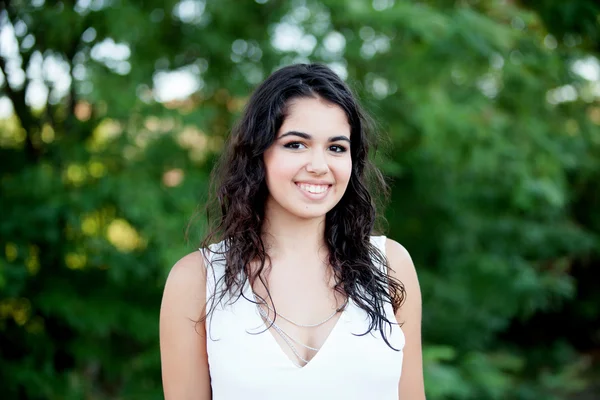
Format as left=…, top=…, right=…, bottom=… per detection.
left=305, top=149, right=329, bottom=175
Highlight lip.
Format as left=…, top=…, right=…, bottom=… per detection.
left=295, top=182, right=332, bottom=200
left=294, top=180, right=334, bottom=185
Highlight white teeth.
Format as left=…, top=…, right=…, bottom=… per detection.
left=298, top=183, right=329, bottom=194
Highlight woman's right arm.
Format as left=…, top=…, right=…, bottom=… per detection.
left=160, top=251, right=212, bottom=399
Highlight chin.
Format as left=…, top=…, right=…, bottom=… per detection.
left=266, top=195, right=340, bottom=221
left=290, top=203, right=338, bottom=220
left=294, top=211, right=328, bottom=220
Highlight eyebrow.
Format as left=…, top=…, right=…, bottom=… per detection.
left=278, top=130, right=351, bottom=143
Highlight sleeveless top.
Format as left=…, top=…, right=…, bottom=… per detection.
left=202, top=236, right=405, bottom=400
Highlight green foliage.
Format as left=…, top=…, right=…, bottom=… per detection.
left=1, top=0, right=599, bottom=398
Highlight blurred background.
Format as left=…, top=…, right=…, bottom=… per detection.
left=1, top=0, right=599, bottom=399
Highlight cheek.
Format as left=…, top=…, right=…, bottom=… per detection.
left=264, top=149, right=297, bottom=186
left=335, top=157, right=353, bottom=185
left=267, top=167, right=292, bottom=188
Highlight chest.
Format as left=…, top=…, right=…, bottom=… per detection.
left=206, top=290, right=405, bottom=398
left=250, top=265, right=345, bottom=363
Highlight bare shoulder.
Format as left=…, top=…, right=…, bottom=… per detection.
left=161, top=250, right=208, bottom=323
left=384, top=238, right=426, bottom=399
left=384, top=238, right=422, bottom=321
left=169, top=250, right=207, bottom=279
left=384, top=238, right=419, bottom=288
left=165, top=251, right=207, bottom=291
left=160, top=251, right=211, bottom=399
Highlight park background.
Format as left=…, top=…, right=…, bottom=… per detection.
left=1, top=0, right=599, bottom=399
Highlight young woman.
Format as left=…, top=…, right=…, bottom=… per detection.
left=160, top=64, right=425, bottom=399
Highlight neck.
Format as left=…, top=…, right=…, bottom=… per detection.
left=262, top=204, right=327, bottom=262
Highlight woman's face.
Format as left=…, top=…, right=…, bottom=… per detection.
left=263, top=96, right=353, bottom=220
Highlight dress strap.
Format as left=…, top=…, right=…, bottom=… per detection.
left=200, top=241, right=228, bottom=302
left=370, top=235, right=388, bottom=274
left=371, top=235, right=387, bottom=251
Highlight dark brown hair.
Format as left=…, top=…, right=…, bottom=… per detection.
left=201, top=63, right=405, bottom=348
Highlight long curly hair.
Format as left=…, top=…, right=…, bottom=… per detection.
left=200, top=63, right=405, bottom=348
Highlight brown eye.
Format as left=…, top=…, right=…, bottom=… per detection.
left=283, top=142, right=307, bottom=150
left=329, top=145, right=347, bottom=153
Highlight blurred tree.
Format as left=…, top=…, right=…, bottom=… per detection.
left=0, top=0, right=598, bottom=399
left=519, top=0, right=600, bottom=52
left=503, top=1, right=600, bottom=398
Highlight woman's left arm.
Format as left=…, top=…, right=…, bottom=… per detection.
left=386, top=238, right=426, bottom=400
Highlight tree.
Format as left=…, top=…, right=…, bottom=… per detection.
left=0, top=0, right=598, bottom=398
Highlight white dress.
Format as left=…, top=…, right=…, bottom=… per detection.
left=202, top=235, right=405, bottom=400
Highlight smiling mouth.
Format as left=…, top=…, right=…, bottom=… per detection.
left=296, top=183, right=332, bottom=194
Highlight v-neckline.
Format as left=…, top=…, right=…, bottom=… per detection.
left=243, top=280, right=349, bottom=371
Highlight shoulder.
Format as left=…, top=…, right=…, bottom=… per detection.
left=160, top=251, right=212, bottom=398
left=161, top=251, right=208, bottom=320
left=383, top=238, right=422, bottom=315
left=166, top=251, right=207, bottom=289
left=384, top=238, right=419, bottom=286
left=383, top=239, right=426, bottom=398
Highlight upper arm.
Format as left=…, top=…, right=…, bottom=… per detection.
left=386, top=238, right=425, bottom=400
left=160, top=251, right=211, bottom=400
